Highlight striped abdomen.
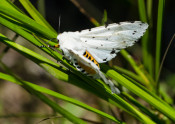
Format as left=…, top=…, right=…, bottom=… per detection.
left=77, top=50, right=100, bottom=75
left=83, top=50, right=99, bottom=68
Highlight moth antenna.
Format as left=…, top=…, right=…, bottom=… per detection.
left=58, top=15, right=61, bottom=34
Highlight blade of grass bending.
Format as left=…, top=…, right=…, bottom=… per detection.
left=0, top=0, right=24, bottom=14
left=0, top=5, right=56, bottom=39
left=0, top=72, right=120, bottom=124
left=102, top=64, right=175, bottom=121
left=121, top=92, right=162, bottom=124
left=19, top=0, right=56, bottom=33
left=0, top=14, right=62, bottom=61
left=0, top=52, right=123, bottom=123
left=0, top=71, right=123, bottom=124
left=0, top=66, right=86, bottom=124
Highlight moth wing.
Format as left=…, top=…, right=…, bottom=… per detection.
left=77, top=21, right=148, bottom=63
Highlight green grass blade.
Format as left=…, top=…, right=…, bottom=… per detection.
left=138, top=0, right=153, bottom=77
left=121, top=92, right=162, bottom=123
left=0, top=13, right=61, bottom=60
left=102, top=64, right=175, bottom=121
left=0, top=0, right=23, bottom=13
left=147, top=0, right=153, bottom=26
left=30, top=91, right=87, bottom=124
left=0, top=5, right=56, bottom=39
left=0, top=72, right=123, bottom=124
left=101, top=10, right=107, bottom=25
left=19, top=0, right=56, bottom=33
left=120, top=50, right=151, bottom=89
left=0, top=71, right=86, bottom=124
left=155, top=0, right=165, bottom=84
left=138, top=0, right=147, bottom=22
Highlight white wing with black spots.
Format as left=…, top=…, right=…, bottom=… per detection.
left=75, top=21, right=148, bottom=63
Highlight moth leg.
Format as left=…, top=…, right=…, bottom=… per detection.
left=67, top=67, right=71, bottom=75
left=39, top=43, right=60, bottom=50
left=39, top=44, right=57, bottom=52
left=99, top=71, right=120, bottom=94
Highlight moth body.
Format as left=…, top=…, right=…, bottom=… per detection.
left=56, top=21, right=148, bottom=94
left=57, top=32, right=100, bottom=76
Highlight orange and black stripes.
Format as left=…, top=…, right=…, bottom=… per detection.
left=75, top=50, right=100, bottom=75
left=83, top=50, right=99, bottom=68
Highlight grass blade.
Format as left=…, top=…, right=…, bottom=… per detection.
left=155, top=0, right=165, bottom=83
left=120, top=50, right=151, bottom=88
left=0, top=69, right=86, bottom=124
left=0, top=5, right=56, bottom=39
left=102, top=64, right=175, bottom=121
left=0, top=71, right=122, bottom=124
left=19, top=0, right=56, bottom=33
left=138, top=0, right=153, bottom=77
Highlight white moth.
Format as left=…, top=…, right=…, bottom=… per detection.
left=56, top=21, right=148, bottom=94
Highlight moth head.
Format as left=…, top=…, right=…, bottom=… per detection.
left=54, top=35, right=60, bottom=48
left=54, top=44, right=60, bottom=48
